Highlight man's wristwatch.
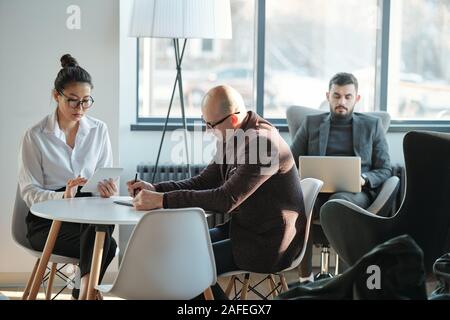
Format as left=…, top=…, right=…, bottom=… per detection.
left=362, top=173, right=370, bottom=187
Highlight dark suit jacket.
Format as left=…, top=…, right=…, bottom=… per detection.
left=290, top=112, right=391, bottom=189
left=154, top=111, right=306, bottom=273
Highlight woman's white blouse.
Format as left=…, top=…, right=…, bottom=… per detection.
left=18, top=111, right=113, bottom=208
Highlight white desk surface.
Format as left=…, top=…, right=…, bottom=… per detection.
left=30, top=196, right=146, bottom=225
left=30, top=196, right=216, bottom=225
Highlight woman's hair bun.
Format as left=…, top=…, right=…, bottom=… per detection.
left=60, top=54, right=79, bottom=68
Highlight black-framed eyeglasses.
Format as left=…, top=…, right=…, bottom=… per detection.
left=203, top=112, right=240, bottom=129
left=58, top=91, right=94, bottom=109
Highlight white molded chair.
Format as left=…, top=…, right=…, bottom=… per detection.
left=222, top=178, right=323, bottom=300
left=12, top=186, right=79, bottom=300
left=96, top=208, right=217, bottom=300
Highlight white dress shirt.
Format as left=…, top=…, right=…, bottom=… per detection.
left=18, top=111, right=113, bottom=208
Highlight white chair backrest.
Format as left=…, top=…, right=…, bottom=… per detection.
left=285, top=178, right=323, bottom=271
left=110, top=208, right=217, bottom=300
left=12, top=185, right=31, bottom=249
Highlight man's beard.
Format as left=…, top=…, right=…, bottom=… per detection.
left=331, top=105, right=354, bottom=120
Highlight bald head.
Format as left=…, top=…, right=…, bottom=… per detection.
left=201, top=85, right=247, bottom=117
left=201, top=85, right=248, bottom=137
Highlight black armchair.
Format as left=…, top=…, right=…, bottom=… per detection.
left=321, top=131, right=450, bottom=272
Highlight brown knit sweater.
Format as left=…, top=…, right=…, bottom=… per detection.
left=155, top=111, right=306, bottom=273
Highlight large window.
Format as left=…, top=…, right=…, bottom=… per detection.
left=388, top=0, right=450, bottom=120
left=264, top=0, right=379, bottom=118
left=136, top=0, right=450, bottom=126
left=138, top=0, right=255, bottom=119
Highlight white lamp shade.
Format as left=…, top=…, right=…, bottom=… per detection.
left=129, top=0, right=232, bottom=39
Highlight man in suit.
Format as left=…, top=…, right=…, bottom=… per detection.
left=290, top=72, right=391, bottom=282
left=128, top=85, right=306, bottom=299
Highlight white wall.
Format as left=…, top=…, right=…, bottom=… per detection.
left=0, top=0, right=119, bottom=279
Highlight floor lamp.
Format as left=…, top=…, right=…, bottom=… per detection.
left=129, top=0, right=232, bottom=183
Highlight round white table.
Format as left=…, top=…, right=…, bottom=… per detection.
left=31, top=196, right=144, bottom=225
left=28, top=196, right=147, bottom=300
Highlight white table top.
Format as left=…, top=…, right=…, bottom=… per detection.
left=30, top=196, right=146, bottom=225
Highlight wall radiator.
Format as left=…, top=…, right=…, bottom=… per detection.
left=137, top=164, right=205, bottom=184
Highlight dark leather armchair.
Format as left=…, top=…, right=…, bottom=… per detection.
left=321, top=131, right=450, bottom=272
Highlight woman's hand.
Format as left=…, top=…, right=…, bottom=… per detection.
left=133, top=189, right=163, bottom=211
left=64, top=176, right=88, bottom=199
left=126, top=179, right=155, bottom=198
left=98, top=178, right=118, bottom=198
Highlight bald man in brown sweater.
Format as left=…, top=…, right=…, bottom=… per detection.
left=128, top=85, right=305, bottom=299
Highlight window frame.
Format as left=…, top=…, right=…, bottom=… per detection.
left=132, top=0, right=450, bottom=133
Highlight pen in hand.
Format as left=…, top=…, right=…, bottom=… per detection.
left=133, top=173, right=138, bottom=197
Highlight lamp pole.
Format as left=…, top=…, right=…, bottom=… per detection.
left=152, top=38, right=191, bottom=183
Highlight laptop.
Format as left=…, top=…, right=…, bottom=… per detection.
left=299, top=156, right=361, bottom=193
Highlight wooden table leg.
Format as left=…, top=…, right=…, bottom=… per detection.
left=22, top=258, right=40, bottom=300
left=28, top=220, right=62, bottom=300
left=86, top=231, right=105, bottom=300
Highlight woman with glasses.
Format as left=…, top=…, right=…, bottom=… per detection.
left=18, top=54, right=117, bottom=300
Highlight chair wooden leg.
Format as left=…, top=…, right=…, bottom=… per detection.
left=203, top=287, right=214, bottom=300
left=45, top=263, right=57, bottom=300
left=224, top=275, right=236, bottom=298
left=240, top=273, right=250, bottom=300
left=22, top=259, right=40, bottom=300
left=267, top=277, right=275, bottom=298
left=28, top=220, right=62, bottom=300
left=279, top=274, right=289, bottom=292
left=268, top=274, right=278, bottom=299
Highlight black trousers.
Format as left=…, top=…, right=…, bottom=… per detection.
left=25, top=188, right=117, bottom=297
left=195, top=220, right=239, bottom=300
left=299, top=191, right=372, bottom=277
